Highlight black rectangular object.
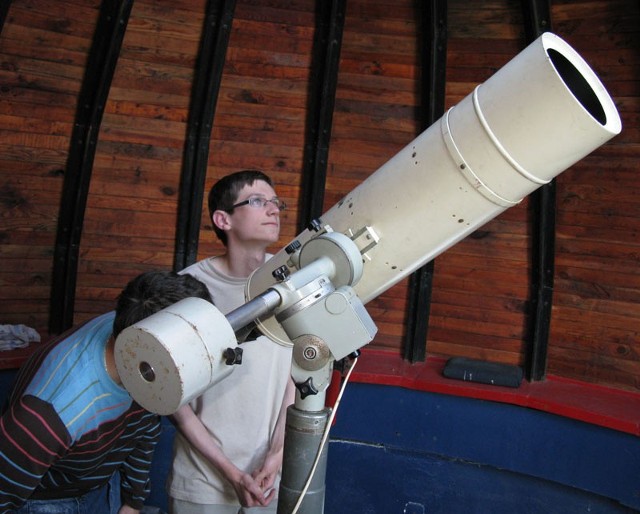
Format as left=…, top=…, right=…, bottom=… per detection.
left=443, top=357, right=523, bottom=388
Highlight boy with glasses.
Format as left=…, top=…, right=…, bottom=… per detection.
left=168, top=170, right=295, bottom=513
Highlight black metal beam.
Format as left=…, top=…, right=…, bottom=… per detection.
left=174, top=0, right=237, bottom=271
left=0, top=0, right=11, bottom=34
left=521, top=0, right=554, bottom=381
left=297, top=0, right=347, bottom=231
left=403, top=0, right=447, bottom=363
left=49, top=0, right=133, bottom=334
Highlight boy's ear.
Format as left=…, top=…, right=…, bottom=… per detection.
left=212, top=210, right=232, bottom=232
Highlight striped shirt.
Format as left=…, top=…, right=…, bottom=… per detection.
left=0, top=313, right=161, bottom=513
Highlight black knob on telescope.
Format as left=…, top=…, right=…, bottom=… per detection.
left=272, top=265, right=290, bottom=282
left=308, top=219, right=322, bottom=232
left=223, top=347, right=243, bottom=366
left=297, top=377, right=318, bottom=399
left=285, top=240, right=301, bottom=254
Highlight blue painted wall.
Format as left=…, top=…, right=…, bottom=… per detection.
left=325, top=383, right=640, bottom=513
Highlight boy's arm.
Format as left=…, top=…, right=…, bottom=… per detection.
left=252, top=376, right=296, bottom=493
left=171, top=404, right=269, bottom=507
left=119, top=412, right=161, bottom=511
left=0, top=396, right=71, bottom=512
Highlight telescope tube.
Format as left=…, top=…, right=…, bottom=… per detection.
left=247, top=32, right=621, bottom=341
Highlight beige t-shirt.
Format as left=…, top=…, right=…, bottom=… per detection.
left=168, top=256, right=293, bottom=505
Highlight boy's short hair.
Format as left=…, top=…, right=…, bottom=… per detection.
left=207, top=169, right=274, bottom=246
left=113, top=271, right=212, bottom=338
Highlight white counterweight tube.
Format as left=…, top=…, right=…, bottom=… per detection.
left=114, top=297, right=237, bottom=415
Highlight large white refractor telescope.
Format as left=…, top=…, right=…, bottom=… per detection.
left=115, top=33, right=621, bottom=513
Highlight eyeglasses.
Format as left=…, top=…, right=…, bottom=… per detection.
left=228, top=196, right=286, bottom=212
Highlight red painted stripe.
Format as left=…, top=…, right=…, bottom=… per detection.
left=351, top=350, right=640, bottom=436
